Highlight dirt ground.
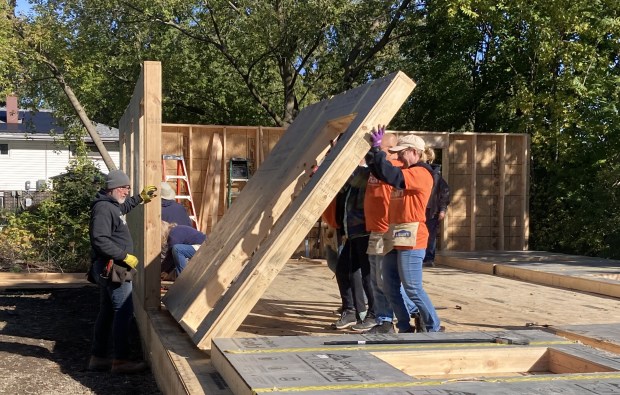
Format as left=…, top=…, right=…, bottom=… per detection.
left=0, top=285, right=162, bottom=395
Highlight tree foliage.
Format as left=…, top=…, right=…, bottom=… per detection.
left=0, top=158, right=104, bottom=272
left=4, top=0, right=620, bottom=259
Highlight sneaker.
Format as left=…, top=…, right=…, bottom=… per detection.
left=423, top=260, right=435, bottom=267
left=365, top=321, right=395, bottom=334
left=351, top=315, right=377, bottom=332
left=111, top=359, right=147, bottom=374
left=398, top=326, right=415, bottom=333
left=332, top=309, right=357, bottom=329
left=332, top=306, right=344, bottom=315
left=87, top=355, right=112, bottom=372
left=412, top=312, right=427, bottom=333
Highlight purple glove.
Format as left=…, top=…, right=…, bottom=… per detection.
left=370, top=126, right=385, bottom=148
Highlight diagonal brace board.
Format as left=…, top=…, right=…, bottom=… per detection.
left=163, top=72, right=415, bottom=347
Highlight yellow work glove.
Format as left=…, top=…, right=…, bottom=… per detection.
left=140, top=185, right=157, bottom=203
left=123, top=253, right=139, bottom=269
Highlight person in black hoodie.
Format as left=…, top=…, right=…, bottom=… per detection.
left=87, top=169, right=157, bottom=374
left=424, top=151, right=450, bottom=267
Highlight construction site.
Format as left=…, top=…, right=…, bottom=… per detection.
left=1, top=62, right=620, bottom=394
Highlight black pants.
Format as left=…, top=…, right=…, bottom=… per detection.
left=335, top=235, right=374, bottom=317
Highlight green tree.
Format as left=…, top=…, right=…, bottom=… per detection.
left=0, top=157, right=104, bottom=272
left=393, top=0, right=620, bottom=258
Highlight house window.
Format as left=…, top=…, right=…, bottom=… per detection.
left=0, top=144, right=8, bottom=155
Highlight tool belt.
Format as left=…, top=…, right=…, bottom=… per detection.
left=101, top=260, right=135, bottom=283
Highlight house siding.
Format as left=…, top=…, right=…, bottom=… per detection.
left=0, top=139, right=120, bottom=191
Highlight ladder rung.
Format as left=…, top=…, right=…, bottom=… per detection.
left=174, top=195, right=193, bottom=200
left=163, top=154, right=184, bottom=160
left=165, top=175, right=189, bottom=181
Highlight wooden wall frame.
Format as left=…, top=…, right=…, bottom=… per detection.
left=162, top=71, right=416, bottom=349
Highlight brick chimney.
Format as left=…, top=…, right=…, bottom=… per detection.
left=6, top=95, right=19, bottom=124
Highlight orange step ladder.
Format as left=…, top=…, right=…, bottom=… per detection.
left=161, top=154, right=198, bottom=228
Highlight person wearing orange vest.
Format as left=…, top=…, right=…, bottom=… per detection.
left=365, top=127, right=441, bottom=333
left=352, top=133, right=419, bottom=333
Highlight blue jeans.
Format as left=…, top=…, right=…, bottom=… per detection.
left=369, top=254, right=418, bottom=324
left=172, top=244, right=197, bottom=275
left=91, top=260, right=134, bottom=360
left=383, top=249, right=441, bottom=332
left=425, top=216, right=439, bottom=262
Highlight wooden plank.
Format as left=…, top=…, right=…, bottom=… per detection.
left=163, top=72, right=415, bottom=347
left=132, top=303, right=232, bottom=395
left=0, top=273, right=89, bottom=289
left=198, top=133, right=222, bottom=233
left=494, top=264, right=620, bottom=298
left=470, top=135, right=477, bottom=251
left=141, top=61, right=163, bottom=310
left=373, top=347, right=551, bottom=377
left=498, top=134, right=506, bottom=250
left=551, top=325, right=620, bottom=355
left=522, top=134, right=530, bottom=249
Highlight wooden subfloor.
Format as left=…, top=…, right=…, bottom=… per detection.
left=234, top=256, right=619, bottom=337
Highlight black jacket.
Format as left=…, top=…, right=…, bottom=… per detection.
left=426, top=164, right=450, bottom=219
left=89, top=190, right=142, bottom=267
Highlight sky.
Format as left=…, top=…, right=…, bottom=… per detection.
left=14, top=0, right=33, bottom=16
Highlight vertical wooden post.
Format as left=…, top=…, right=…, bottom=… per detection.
left=522, top=135, right=530, bottom=250
left=469, top=135, right=477, bottom=252
left=498, top=135, right=506, bottom=251
left=141, top=62, right=162, bottom=310
left=441, top=134, right=450, bottom=252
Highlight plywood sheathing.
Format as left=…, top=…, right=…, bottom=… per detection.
left=211, top=327, right=620, bottom=395
left=163, top=71, right=416, bottom=349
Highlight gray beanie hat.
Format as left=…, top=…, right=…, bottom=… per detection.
left=106, top=170, right=131, bottom=190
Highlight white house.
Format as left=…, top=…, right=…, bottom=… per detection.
left=0, top=96, right=120, bottom=194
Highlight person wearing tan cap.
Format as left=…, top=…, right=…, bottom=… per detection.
left=365, top=127, right=442, bottom=333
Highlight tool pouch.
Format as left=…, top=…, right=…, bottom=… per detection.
left=109, top=263, right=135, bottom=283
left=366, top=231, right=385, bottom=255
left=101, top=260, right=135, bottom=283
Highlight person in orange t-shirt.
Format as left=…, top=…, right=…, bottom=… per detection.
left=355, top=133, right=419, bottom=333
left=365, top=127, right=441, bottom=332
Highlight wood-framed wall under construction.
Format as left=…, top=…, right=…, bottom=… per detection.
left=405, top=131, right=530, bottom=252
left=162, top=127, right=530, bottom=252
left=161, top=124, right=286, bottom=234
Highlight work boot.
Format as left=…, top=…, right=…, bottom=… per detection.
left=87, top=355, right=112, bottom=371
left=111, top=359, right=147, bottom=374
left=331, top=309, right=357, bottom=329
left=365, top=321, right=395, bottom=334
left=351, top=314, right=377, bottom=332
left=412, top=312, right=427, bottom=333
